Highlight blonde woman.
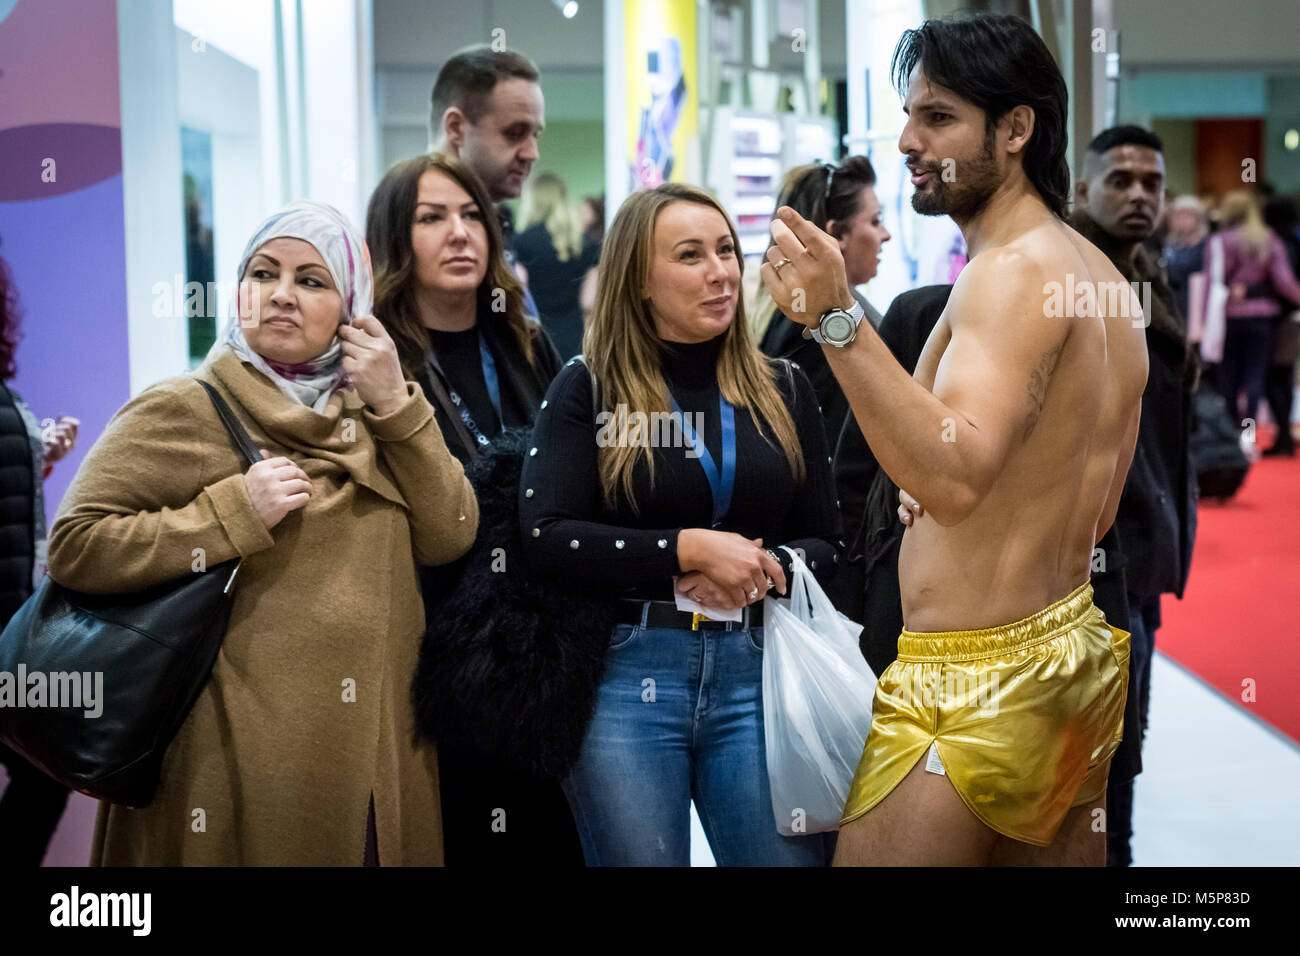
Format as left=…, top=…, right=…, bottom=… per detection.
left=514, top=172, right=600, bottom=360
left=519, top=184, right=841, bottom=866
left=1203, top=190, right=1300, bottom=422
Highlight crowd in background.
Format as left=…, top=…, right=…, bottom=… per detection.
left=2, top=38, right=1298, bottom=868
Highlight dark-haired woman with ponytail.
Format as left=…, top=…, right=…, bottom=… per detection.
left=755, top=158, right=889, bottom=437
left=754, top=158, right=890, bottom=627
left=365, top=152, right=582, bottom=867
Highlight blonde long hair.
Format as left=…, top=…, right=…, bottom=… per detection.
left=583, top=184, right=805, bottom=512
left=519, top=172, right=584, bottom=262
left=1220, top=190, right=1271, bottom=262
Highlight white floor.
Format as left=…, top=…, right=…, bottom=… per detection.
left=688, top=650, right=1300, bottom=866
left=1130, top=652, right=1300, bottom=865
left=13, top=647, right=1297, bottom=865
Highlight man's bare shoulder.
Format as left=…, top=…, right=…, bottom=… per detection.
left=1058, top=221, right=1133, bottom=287
left=1056, top=222, right=1149, bottom=384
left=945, top=238, right=1073, bottom=347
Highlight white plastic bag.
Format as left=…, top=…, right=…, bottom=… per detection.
left=762, top=549, right=878, bottom=835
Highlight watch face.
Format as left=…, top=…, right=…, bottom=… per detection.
left=823, top=313, right=853, bottom=343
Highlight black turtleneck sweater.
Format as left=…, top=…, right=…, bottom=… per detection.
left=518, top=335, right=842, bottom=601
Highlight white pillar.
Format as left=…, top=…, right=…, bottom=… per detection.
left=118, top=0, right=189, bottom=393
left=603, top=0, right=628, bottom=217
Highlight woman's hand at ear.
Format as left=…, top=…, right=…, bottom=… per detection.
left=339, top=316, right=408, bottom=417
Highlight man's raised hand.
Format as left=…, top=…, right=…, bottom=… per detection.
left=758, top=206, right=856, bottom=327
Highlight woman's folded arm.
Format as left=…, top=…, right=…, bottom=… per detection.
left=48, top=380, right=275, bottom=594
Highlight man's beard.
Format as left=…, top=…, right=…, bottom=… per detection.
left=910, top=125, right=1000, bottom=221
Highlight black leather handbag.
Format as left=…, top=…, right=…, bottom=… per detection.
left=0, top=380, right=261, bottom=807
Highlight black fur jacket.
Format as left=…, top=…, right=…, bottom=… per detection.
left=412, top=428, right=617, bottom=781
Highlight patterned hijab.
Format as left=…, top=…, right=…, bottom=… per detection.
left=218, top=200, right=373, bottom=413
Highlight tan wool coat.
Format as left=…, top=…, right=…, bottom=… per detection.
left=47, top=348, right=479, bottom=865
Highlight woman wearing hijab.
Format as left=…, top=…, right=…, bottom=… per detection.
left=47, top=201, right=478, bottom=865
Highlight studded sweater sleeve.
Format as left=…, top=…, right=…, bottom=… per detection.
left=519, top=362, right=684, bottom=587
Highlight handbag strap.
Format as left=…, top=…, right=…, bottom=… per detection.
left=196, top=380, right=262, bottom=469
left=571, top=355, right=599, bottom=416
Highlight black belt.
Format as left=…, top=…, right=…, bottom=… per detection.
left=616, top=599, right=764, bottom=631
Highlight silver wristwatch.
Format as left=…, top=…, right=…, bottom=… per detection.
left=807, top=300, right=865, bottom=347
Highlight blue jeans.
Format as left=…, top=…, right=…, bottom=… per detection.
left=562, top=621, right=828, bottom=867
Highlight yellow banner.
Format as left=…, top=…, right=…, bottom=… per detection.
left=624, top=0, right=698, bottom=191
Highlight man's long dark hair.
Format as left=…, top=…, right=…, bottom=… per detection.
left=890, top=13, right=1070, bottom=219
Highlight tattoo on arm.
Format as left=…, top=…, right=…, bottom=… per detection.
left=1024, top=344, right=1063, bottom=441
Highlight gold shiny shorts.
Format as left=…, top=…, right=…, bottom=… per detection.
left=841, top=582, right=1130, bottom=846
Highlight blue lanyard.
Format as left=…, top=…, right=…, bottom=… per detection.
left=479, top=332, right=503, bottom=427
left=426, top=328, right=504, bottom=448
left=669, top=391, right=736, bottom=528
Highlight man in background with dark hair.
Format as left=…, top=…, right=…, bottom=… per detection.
left=429, top=45, right=544, bottom=258
left=761, top=12, right=1147, bottom=865
left=1073, top=124, right=1200, bottom=867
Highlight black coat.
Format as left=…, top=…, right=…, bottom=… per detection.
left=416, top=317, right=561, bottom=612
left=512, top=225, right=599, bottom=363
left=0, top=382, right=37, bottom=625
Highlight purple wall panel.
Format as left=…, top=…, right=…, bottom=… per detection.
left=0, top=0, right=128, bottom=867
left=2, top=175, right=132, bottom=524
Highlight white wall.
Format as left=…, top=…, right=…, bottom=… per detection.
left=175, top=30, right=265, bottom=330
left=1115, top=0, right=1300, bottom=69
left=120, top=0, right=189, bottom=394
left=301, top=0, right=372, bottom=229
left=373, top=0, right=604, bottom=70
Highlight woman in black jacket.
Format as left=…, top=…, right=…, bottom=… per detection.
left=0, top=247, right=79, bottom=865
left=514, top=172, right=600, bottom=361
left=519, top=184, right=841, bottom=866
left=365, top=153, right=578, bottom=866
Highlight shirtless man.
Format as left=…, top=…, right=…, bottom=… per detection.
left=760, top=13, right=1148, bottom=865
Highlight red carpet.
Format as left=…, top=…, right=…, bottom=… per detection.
left=1161, top=424, right=1300, bottom=744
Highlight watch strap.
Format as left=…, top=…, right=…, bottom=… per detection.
left=809, top=299, right=865, bottom=346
